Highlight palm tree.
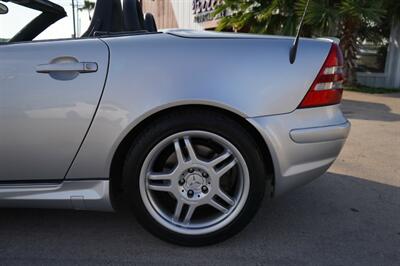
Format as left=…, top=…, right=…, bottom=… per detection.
left=214, top=0, right=300, bottom=35
left=384, top=0, right=400, bottom=22
left=79, top=0, right=95, bottom=21
left=297, top=0, right=384, bottom=83
left=214, top=0, right=385, bottom=85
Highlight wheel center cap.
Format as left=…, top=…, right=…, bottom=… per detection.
left=186, top=174, right=204, bottom=190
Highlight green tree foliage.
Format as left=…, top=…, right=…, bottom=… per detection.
left=214, top=0, right=300, bottom=35
left=214, top=0, right=398, bottom=84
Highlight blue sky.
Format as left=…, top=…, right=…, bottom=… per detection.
left=0, top=0, right=92, bottom=40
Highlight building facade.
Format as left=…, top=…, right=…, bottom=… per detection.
left=142, top=0, right=222, bottom=30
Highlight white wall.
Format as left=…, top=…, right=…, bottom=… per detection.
left=169, top=0, right=203, bottom=30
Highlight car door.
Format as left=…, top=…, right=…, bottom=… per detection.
left=0, top=38, right=109, bottom=181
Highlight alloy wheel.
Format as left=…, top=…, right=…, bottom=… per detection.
left=139, top=130, right=250, bottom=235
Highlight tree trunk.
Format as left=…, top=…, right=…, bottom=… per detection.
left=340, top=18, right=360, bottom=85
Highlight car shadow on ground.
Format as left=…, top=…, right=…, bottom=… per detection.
left=0, top=172, right=399, bottom=265
left=380, top=93, right=400, bottom=99
left=341, top=99, right=400, bottom=122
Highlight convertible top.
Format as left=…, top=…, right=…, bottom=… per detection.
left=2, top=0, right=66, bottom=42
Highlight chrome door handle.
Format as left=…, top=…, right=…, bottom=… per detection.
left=36, top=62, right=98, bottom=73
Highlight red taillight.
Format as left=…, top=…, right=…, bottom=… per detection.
left=298, top=43, right=344, bottom=108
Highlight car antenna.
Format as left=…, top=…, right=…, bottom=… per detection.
left=289, top=0, right=310, bottom=64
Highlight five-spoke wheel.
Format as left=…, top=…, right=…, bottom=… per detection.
left=140, top=131, right=250, bottom=235
left=123, top=110, right=268, bottom=245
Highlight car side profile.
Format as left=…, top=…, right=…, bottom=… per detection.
left=0, top=0, right=350, bottom=245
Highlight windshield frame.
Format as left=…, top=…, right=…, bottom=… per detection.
left=1, top=0, right=66, bottom=43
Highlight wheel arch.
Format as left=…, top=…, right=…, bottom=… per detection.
left=109, top=104, right=275, bottom=206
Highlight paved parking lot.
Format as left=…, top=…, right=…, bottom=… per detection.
left=0, top=91, right=399, bottom=265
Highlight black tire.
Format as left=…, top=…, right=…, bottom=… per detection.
left=122, top=109, right=269, bottom=246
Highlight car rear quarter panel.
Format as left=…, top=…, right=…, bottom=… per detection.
left=66, top=33, right=332, bottom=179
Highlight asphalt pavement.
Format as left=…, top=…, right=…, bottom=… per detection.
left=0, top=91, right=399, bottom=265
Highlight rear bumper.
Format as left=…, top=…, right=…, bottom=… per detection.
left=247, top=105, right=350, bottom=196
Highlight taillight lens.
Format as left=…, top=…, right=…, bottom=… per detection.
left=298, top=43, right=344, bottom=108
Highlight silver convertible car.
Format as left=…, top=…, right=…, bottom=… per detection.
left=0, top=0, right=350, bottom=245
